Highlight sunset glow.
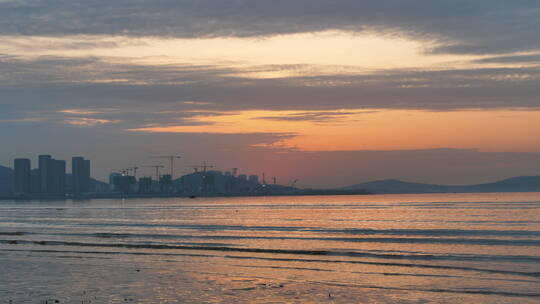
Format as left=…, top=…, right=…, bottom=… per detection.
left=0, top=31, right=476, bottom=71
left=129, top=109, right=540, bottom=152
left=2, top=0, right=540, bottom=186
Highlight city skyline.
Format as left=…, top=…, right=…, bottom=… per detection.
left=2, top=1, right=540, bottom=187
left=7, top=152, right=540, bottom=198
left=6, top=153, right=295, bottom=197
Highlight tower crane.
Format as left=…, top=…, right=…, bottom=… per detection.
left=200, top=161, right=213, bottom=172
left=141, top=165, right=164, bottom=181
left=127, top=165, right=139, bottom=177
left=188, top=161, right=214, bottom=173
left=152, top=155, right=181, bottom=179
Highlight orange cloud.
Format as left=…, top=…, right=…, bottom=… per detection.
left=128, top=109, right=540, bottom=153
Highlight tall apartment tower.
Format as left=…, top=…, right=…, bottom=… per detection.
left=51, top=159, right=66, bottom=195
left=37, top=155, right=66, bottom=195
left=14, top=158, right=31, bottom=194
left=84, top=159, right=91, bottom=189
left=38, top=155, right=52, bottom=193
left=30, top=169, right=41, bottom=193
left=72, top=157, right=91, bottom=194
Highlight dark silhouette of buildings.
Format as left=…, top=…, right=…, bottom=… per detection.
left=178, top=170, right=262, bottom=195
left=7, top=154, right=306, bottom=198
left=14, top=158, right=31, bottom=194
left=248, top=175, right=259, bottom=185
left=160, top=174, right=173, bottom=193
left=72, top=156, right=91, bottom=194
left=38, top=155, right=51, bottom=193
left=51, top=159, right=66, bottom=195
left=112, top=175, right=136, bottom=193
left=30, top=169, right=40, bottom=193
left=37, top=155, right=66, bottom=195
left=138, top=177, right=153, bottom=194
left=6, top=154, right=308, bottom=198
left=10, top=154, right=92, bottom=197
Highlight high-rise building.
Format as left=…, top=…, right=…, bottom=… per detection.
left=50, top=159, right=66, bottom=195
left=72, top=157, right=83, bottom=194
left=109, top=172, right=121, bottom=192
left=38, top=155, right=52, bottom=193
left=84, top=159, right=91, bottom=191
left=112, top=175, right=136, bottom=193
left=30, top=169, right=41, bottom=193
left=236, top=174, right=249, bottom=192
left=248, top=175, right=259, bottom=184
left=37, top=155, right=66, bottom=195
left=72, top=157, right=91, bottom=194
left=14, top=158, right=31, bottom=194
left=138, top=177, right=153, bottom=194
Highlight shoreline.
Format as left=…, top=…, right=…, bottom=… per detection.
left=0, top=189, right=372, bottom=201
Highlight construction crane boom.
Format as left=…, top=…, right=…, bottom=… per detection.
left=126, top=165, right=139, bottom=177
left=152, top=155, right=181, bottom=179
left=201, top=161, right=213, bottom=172
left=141, top=165, right=165, bottom=181
left=188, top=161, right=214, bottom=173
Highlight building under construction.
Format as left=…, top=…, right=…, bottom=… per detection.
left=177, top=170, right=262, bottom=195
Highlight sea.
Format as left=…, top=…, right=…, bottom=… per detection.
left=1, top=193, right=539, bottom=303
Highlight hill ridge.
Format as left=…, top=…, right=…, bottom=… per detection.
left=343, top=176, right=540, bottom=194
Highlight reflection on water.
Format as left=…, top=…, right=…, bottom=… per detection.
left=1, top=193, right=540, bottom=303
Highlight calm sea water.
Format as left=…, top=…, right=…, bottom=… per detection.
left=1, top=193, right=540, bottom=303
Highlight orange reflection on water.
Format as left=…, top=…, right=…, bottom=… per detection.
left=1, top=193, right=540, bottom=303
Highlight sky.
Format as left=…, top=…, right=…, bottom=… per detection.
left=2, top=0, right=540, bottom=188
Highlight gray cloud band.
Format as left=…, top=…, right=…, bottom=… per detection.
left=0, top=0, right=539, bottom=55
left=1, top=56, right=539, bottom=127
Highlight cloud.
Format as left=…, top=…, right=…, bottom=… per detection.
left=64, top=117, right=120, bottom=126
left=1, top=55, right=540, bottom=124
left=256, top=111, right=377, bottom=123
left=475, top=53, right=540, bottom=64
left=59, top=109, right=105, bottom=115
left=1, top=1, right=540, bottom=55
left=0, top=108, right=122, bottom=127
left=0, top=35, right=146, bottom=52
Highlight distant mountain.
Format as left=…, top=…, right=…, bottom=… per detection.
left=0, top=165, right=14, bottom=195
left=343, top=176, right=540, bottom=194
